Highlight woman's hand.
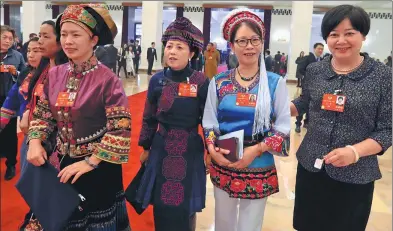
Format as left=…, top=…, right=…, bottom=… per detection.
left=324, top=147, right=357, bottom=167
left=58, top=160, right=94, bottom=184
left=207, top=144, right=231, bottom=167
left=27, top=139, right=47, bottom=166
left=140, top=150, right=149, bottom=163
left=228, top=145, right=261, bottom=169
left=20, top=110, right=30, bottom=134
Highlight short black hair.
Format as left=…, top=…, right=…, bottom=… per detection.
left=314, top=43, right=324, bottom=49
left=151, top=42, right=155, bottom=45
left=266, top=50, right=270, bottom=55
left=321, top=5, right=370, bottom=41
left=278, top=51, right=280, bottom=54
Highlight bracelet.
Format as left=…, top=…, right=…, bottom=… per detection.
left=346, top=145, right=360, bottom=163
left=84, top=156, right=99, bottom=169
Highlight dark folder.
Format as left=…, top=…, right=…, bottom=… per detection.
left=125, top=163, right=147, bottom=215
left=217, top=137, right=239, bottom=162
left=16, top=162, right=80, bottom=231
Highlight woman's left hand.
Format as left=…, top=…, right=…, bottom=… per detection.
left=228, top=145, right=260, bottom=169
left=324, top=147, right=356, bottom=167
left=58, top=160, right=94, bottom=184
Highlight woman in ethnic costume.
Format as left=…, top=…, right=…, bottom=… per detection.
left=19, top=20, right=69, bottom=231
left=202, top=9, right=291, bottom=231
left=0, top=37, right=42, bottom=170
left=136, top=17, right=209, bottom=231
left=27, top=4, right=131, bottom=231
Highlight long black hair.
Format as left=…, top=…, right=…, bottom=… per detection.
left=27, top=20, right=68, bottom=102
left=16, top=37, right=39, bottom=86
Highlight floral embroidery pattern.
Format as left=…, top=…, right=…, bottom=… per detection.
left=263, top=129, right=289, bottom=156
left=203, top=127, right=220, bottom=145
left=161, top=129, right=189, bottom=206
left=210, top=162, right=279, bottom=199
left=0, top=108, right=15, bottom=129
left=160, top=181, right=185, bottom=206
left=27, top=99, right=56, bottom=143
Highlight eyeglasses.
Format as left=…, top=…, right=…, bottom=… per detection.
left=234, top=37, right=262, bottom=47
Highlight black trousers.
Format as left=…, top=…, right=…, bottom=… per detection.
left=293, top=164, right=374, bottom=231
left=0, top=96, right=18, bottom=167
left=134, top=57, right=140, bottom=74
left=117, top=61, right=127, bottom=77
left=108, top=63, right=116, bottom=74
left=147, top=59, right=154, bottom=75
left=153, top=206, right=196, bottom=231
left=295, top=111, right=309, bottom=127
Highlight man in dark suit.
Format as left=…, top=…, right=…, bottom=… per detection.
left=133, top=40, right=142, bottom=74
left=295, top=42, right=324, bottom=133
left=146, top=42, right=157, bottom=75
left=104, top=43, right=118, bottom=73
left=264, top=50, right=273, bottom=71
left=273, top=51, right=282, bottom=74
left=95, top=45, right=110, bottom=68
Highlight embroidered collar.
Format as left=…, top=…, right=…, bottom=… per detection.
left=69, top=55, right=99, bottom=76
left=322, top=54, right=375, bottom=80
left=230, top=68, right=260, bottom=92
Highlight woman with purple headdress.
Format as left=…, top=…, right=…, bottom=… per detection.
left=136, top=17, right=209, bottom=231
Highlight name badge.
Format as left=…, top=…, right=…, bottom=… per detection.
left=34, top=84, right=44, bottom=97
left=0, top=65, right=9, bottom=73
left=236, top=93, right=257, bottom=107
left=314, top=158, right=324, bottom=169
left=209, top=56, right=213, bottom=60
left=55, top=92, right=77, bottom=107
left=321, top=94, right=346, bottom=112
left=178, top=83, right=197, bottom=97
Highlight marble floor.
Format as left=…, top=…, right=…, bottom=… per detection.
left=121, top=72, right=392, bottom=231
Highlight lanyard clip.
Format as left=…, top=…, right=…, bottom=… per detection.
left=187, top=77, right=190, bottom=84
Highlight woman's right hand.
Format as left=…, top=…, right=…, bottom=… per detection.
left=20, top=110, right=30, bottom=134
left=27, top=139, right=47, bottom=166
left=207, top=144, right=232, bottom=167
left=140, top=150, right=149, bottom=163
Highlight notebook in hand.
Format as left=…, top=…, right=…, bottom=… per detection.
left=217, top=137, right=239, bottom=162
left=16, top=162, right=80, bottom=231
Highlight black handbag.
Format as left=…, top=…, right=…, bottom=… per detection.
left=16, top=161, right=81, bottom=231
left=125, top=163, right=147, bottom=215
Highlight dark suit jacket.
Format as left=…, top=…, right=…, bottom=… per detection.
left=274, top=54, right=282, bottom=62
left=104, top=45, right=118, bottom=65
left=298, top=52, right=321, bottom=76
left=147, top=47, right=157, bottom=61
left=133, top=45, right=142, bottom=59
left=265, top=55, right=273, bottom=71
left=95, top=46, right=110, bottom=67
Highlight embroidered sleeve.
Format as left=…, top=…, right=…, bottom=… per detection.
left=0, top=83, right=19, bottom=130
left=138, top=76, right=159, bottom=150
left=202, top=78, right=221, bottom=145
left=93, top=76, right=131, bottom=164
left=27, top=98, right=56, bottom=143
left=263, top=78, right=290, bottom=156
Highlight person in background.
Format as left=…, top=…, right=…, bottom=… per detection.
left=264, top=49, right=273, bottom=71
left=19, top=19, right=69, bottom=230
left=104, top=42, right=118, bottom=73
left=22, top=33, right=38, bottom=61
left=386, top=56, right=392, bottom=67
left=95, top=45, right=110, bottom=67
left=227, top=50, right=238, bottom=70
left=126, top=45, right=135, bottom=77
left=203, top=9, right=290, bottom=231
left=136, top=17, right=208, bottom=231
left=117, top=43, right=128, bottom=78
left=295, top=42, right=324, bottom=133
left=133, top=40, right=142, bottom=74
left=27, top=4, right=131, bottom=230
left=0, top=25, right=25, bottom=181
left=0, top=37, right=42, bottom=172
left=204, top=42, right=220, bottom=79
left=280, top=53, right=287, bottom=76
left=291, top=5, right=391, bottom=231
left=12, top=35, right=23, bottom=52
left=147, top=42, right=157, bottom=75
left=295, top=51, right=305, bottom=87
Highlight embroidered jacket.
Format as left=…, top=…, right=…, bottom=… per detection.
left=27, top=62, right=131, bottom=164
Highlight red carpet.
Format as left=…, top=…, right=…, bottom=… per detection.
left=0, top=91, right=155, bottom=231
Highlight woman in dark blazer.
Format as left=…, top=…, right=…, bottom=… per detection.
left=290, top=5, right=392, bottom=231
left=295, top=51, right=305, bottom=87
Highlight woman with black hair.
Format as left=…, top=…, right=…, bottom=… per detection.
left=291, top=5, right=392, bottom=231
left=27, top=4, right=131, bottom=230
left=17, top=20, right=69, bottom=231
